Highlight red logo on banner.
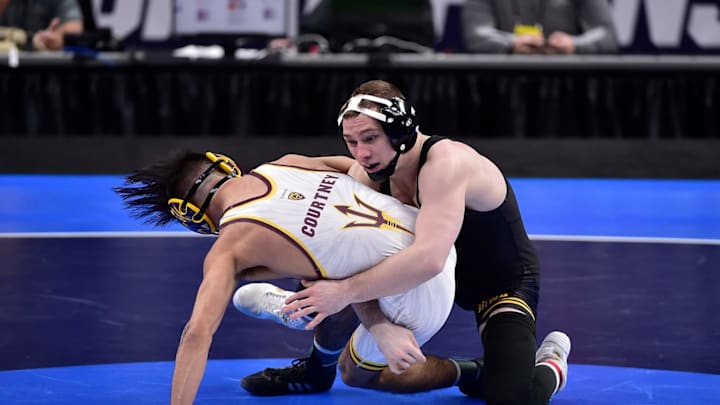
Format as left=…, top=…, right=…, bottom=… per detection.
left=227, top=0, right=244, bottom=11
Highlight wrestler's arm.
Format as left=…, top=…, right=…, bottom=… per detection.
left=347, top=162, right=378, bottom=187
left=351, top=301, right=426, bottom=374
left=349, top=152, right=465, bottom=296
left=170, top=238, right=252, bottom=405
left=273, top=154, right=355, bottom=173
left=315, top=155, right=355, bottom=172
left=348, top=157, right=464, bottom=296
left=351, top=159, right=430, bottom=370
left=287, top=145, right=465, bottom=322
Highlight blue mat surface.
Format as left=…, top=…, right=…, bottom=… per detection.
left=1, top=175, right=718, bottom=238
left=1, top=175, right=719, bottom=404
left=2, top=359, right=719, bottom=405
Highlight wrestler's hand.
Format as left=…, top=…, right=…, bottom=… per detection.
left=283, top=279, right=349, bottom=329
left=369, top=321, right=426, bottom=374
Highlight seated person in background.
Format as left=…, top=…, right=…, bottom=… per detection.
left=462, top=0, right=618, bottom=54
left=114, top=151, right=456, bottom=403
left=0, top=0, right=83, bottom=51
left=270, top=0, right=435, bottom=53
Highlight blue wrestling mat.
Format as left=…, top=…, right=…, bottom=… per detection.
left=1, top=360, right=718, bottom=405
left=1, top=175, right=719, bottom=404
left=1, top=175, right=719, bottom=238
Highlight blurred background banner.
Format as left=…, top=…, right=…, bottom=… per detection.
left=174, top=0, right=288, bottom=36
left=87, top=0, right=720, bottom=54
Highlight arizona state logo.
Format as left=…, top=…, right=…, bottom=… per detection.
left=288, top=192, right=305, bottom=200
left=335, top=194, right=413, bottom=235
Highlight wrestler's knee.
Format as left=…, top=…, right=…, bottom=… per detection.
left=338, top=349, right=379, bottom=388
left=337, top=350, right=353, bottom=382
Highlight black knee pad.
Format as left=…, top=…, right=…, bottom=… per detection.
left=482, top=312, right=537, bottom=405
left=481, top=311, right=535, bottom=342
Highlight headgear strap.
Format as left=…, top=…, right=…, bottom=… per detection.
left=168, top=152, right=240, bottom=235
left=337, top=94, right=396, bottom=126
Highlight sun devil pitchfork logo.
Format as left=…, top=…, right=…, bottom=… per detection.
left=335, top=194, right=413, bottom=235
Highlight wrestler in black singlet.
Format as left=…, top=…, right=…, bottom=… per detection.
left=379, top=135, right=540, bottom=327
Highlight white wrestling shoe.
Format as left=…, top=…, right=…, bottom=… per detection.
left=535, top=331, right=572, bottom=394
left=232, top=283, right=312, bottom=330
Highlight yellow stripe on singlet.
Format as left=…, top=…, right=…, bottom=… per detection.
left=348, top=333, right=386, bottom=371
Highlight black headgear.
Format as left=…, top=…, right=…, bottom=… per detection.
left=337, top=94, right=419, bottom=154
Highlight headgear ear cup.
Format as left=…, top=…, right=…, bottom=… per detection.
left=379, top=97, right=418, bottom=153
left=168, top=198, right=216, bottom=234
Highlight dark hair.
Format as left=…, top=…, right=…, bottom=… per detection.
left=113, top=150, right=209, bottom=227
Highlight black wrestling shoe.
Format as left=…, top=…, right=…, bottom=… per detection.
left=240, top=357, right=336, bottom=396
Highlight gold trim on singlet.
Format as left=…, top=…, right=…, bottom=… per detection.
left=220, top=215, right=328, bottom=279
left=479, top=295, right=536, bottom=321
left=348, top=333, right=386, bottom=371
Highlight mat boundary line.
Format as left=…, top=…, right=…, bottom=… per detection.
left=0, top=231, right=718, bottom=245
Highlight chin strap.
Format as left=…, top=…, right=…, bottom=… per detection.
left=367, top=151, right=401, bottom=183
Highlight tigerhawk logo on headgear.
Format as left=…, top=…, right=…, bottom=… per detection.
left=168, top=152, right=241, bottom=235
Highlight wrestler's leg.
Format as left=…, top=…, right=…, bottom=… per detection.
left=481, top=310, right=539, bottom=404
left=463, top=309, right=570, bottom=405
left=239, top=282, right=359, bottom=396
left=340, top=250, right=470, bottom=393
left=339, top=351, right=458, bottom=392
left=338, top=330, right=458, bottom=393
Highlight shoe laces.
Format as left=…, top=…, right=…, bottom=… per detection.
left=265, top=357, right=311, bottom=382
left=262, top=291, right=292, bottom=321
left=538, top=342, right=566, bottom=364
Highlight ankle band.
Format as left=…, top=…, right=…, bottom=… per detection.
left=312, top=338, right=343, bottom=367
left=537, top=361, right=561, bottom=394
left=448, top=358, right=462, bottom=385
left=452, top=359, right=481, bottom=386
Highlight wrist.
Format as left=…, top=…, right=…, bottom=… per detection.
left=339, top=278, right=357, bottom=304
left=367, top=317, right=394, bottom=336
